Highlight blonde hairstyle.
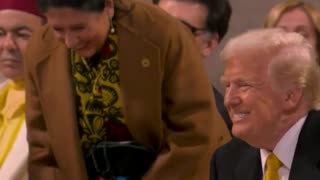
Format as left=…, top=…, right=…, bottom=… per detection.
left=221, top=28, right=320, bottom=110
left=264, top=0, right=320, bottom=63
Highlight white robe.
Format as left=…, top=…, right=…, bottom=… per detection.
left=0, top=121, right=28, bottom=180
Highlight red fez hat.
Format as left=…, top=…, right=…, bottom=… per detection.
left=0, top=0, right=42, bottom=17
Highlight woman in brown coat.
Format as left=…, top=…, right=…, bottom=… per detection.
left=24, top=0, right=230, bottom=179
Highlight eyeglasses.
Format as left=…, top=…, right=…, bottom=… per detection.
left=180, top=20, right=207, bottom=35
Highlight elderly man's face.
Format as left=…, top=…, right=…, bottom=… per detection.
left=0, top=10, right=41, bottom=81
left=221, top=55, right=286, bottom=148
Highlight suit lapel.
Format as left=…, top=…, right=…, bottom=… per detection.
left=226, top=111, right=320, bottom=180
left=289, top=111, right=320, bottom=180
left=33, top=26, right=87, bottom=179
left=235, top=147, right=262, bottom=180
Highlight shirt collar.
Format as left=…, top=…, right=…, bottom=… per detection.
left=260, top=114, right=307, bottom=174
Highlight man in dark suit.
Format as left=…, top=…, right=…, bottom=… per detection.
left=211, top=28, right=320, bottom=180
left=153, top=0, right=233, bottom=131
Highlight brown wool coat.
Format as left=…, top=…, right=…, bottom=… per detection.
left=24, top=0, right=231, bottom=179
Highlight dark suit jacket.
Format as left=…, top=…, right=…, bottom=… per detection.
left=210, top=110, right=320, bottom=180
left=213, top=87, right=232, bottom=132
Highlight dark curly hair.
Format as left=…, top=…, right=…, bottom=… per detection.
left=153, top=0, right=232, bottom=41
left=36, top=0, right=106, bottom=13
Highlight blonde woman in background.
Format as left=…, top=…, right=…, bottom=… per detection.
left=264, top=0, right=320, bottom=63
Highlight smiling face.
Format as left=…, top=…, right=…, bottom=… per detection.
left=276, top=7, right=317, bottom=49
left=221, top=55, right=286, bottom=148
left=45, top=5, right=113, bottom=58
left=0, top=10, right=41, bottom=81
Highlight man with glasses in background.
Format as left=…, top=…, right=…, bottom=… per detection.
left=153, top=0, right=233, bottom=131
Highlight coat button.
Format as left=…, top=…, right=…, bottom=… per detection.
left=141, top=58, right=151, bottom=68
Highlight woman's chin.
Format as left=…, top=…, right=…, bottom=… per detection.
left=74, top=47, right=96, bottom=58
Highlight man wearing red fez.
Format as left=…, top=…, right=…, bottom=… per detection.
left=0, top=0, right=43, bottom=179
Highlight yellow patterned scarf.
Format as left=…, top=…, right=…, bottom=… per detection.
left=71, top=26, right=132, bottom=153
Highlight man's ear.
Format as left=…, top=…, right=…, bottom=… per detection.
left=284, top=87, right=304, bottom=111
left=104, top=0, right=114, bottom=18
left=202, top=33, right=219, bottom=57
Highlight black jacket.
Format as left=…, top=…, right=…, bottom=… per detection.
left=211, top=110, right=320, bottom=180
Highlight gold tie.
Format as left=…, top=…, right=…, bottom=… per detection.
left=264, top=153, right=282, bottom=180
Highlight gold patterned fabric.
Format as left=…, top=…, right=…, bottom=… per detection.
left=71, top=26, right=132, bottom=153
left=0, top=81, right=25, bottom=168
left=264, top=153, right=283, bottom=180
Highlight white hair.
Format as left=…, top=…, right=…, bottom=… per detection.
left=221, top=28, right=320, bottom=110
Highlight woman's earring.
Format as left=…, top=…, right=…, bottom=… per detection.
left=109, top=17, right=115, bottom=34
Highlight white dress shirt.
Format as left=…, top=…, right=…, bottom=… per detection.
left=260, top=115, right=307, bottom=180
